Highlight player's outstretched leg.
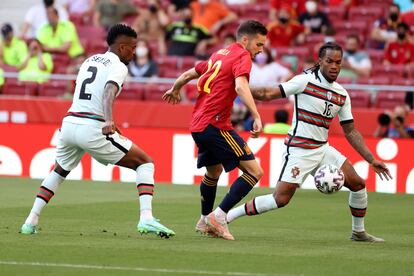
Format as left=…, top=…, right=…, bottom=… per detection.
left=227, top=181, right=296, bottom=223
left=205, top=160, right=263, bottom=240
left=342, top=160, right=384, bottom=242
left=134, top=163, right=175, bottom=238
left=196, top=165, right=221, bottom=237
left=21, top=164, right=68, bottom=234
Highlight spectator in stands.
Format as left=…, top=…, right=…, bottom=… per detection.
left=60, top=0, right=96, bottom=14
left=167, top=0, right=191, bottom=18
left=299, top=0, right=330, bottom=34
left=190, top=0, right=237, bottom=35
left=37, top=7, right=85, bottom=59
left=223, top=33, right=236, bottom=47
left=250, top=48, right=292, bottom=87
left=374, top=105, right=414, bottom=138
left=128, top=39, right=159, bottom=78
left=340, top=34, right=372, bottom=80
left=93, top=0, right=137, bottom=30
left=264, top=109, right=291, bottom=134
left=267, top=5, right=306, bottom=47
left=18, top=39, right=53, bottom=84
left=270, top=0, right=306, bottom=21
left=0, top=67, right=4, bottom=90
left=133, top=0, right=170, bottom=56
left=0, top=23, right=28, bottom=68
left=371, top=3, right=402, bottom=49
left=21, top=0, right=69, bottom=39
left=384, top=22, right=414, bottom=65
left=165, top=7, right=212, bottom=57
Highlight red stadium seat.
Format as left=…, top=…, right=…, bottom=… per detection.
left=158, top=65, right=181, bottom=78
left=156, top=56, right=179, bottom=69
left=77, top=26, right=106, bottom=41
left=3, top=79, right=38, bottom=96
left=358, top=76, right=391, bottom=85
left=144, top=83, right=172, bottom=101
left=334, top=21, right=367, bottom=37
left=367, top=49, right=384, bottom=65
left=273, top=47, right=309, bottom=60
left=372, top=64, right=407, bottom=78
left=375, top=92, right=406, bottom=108
left=117, top=82, right=145, bottom=100
left=348, top=90, right=371, bottom=108
left=391, top=78, right=414, bottom=86
left=321, top=5, right=346, bottom=21
left=348, top=6, right=384, bottom=23
left=38, top=80, right=68, bottom=97
left=180, top=56, right=197, bottom=70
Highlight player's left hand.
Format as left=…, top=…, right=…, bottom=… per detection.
left=250, top=117, right=263, bottom=138
left=102, top=120, right=117, bottom=135
left=162, top=88, right=181, bottom=104
left=370, top=159, right=392, bottom=181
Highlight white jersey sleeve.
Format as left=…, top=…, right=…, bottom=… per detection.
left=106, top=62, right=128, bottom=93
left=279, top=74, right=311, bottom=97
left=338, top=92, right=354, bottom=124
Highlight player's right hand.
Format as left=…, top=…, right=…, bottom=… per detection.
left=162, top=88, right=181, bottom=104
left=250, top=118, right=263, bottom=138
left=370, top=159, right=392, bottom=181
left=102, top=120, right=116, bottom=135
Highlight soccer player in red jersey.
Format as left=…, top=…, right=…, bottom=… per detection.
left=163, top=20, right=267, bottom=240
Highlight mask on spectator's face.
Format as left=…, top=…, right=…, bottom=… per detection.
left=389, top=12, right=399, bottom=21
left=149, top=4, right=158, bottom=13
left=305, top=1, right=317, bottom=14
left=254, top=53, right=267, bottom=65
left=136, top=46, right=149, bottom=57
left=347, top=49, right=356, bottom=55
left=279, top=16, right=289, bottom=24
left=184, top=17, right=192, bottom=25
left=398, top=32, right=406, bottom=40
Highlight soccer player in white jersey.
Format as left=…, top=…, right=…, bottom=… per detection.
left=226, top=42, right=392, bottom=242
left=20, top=24, right=175, bottom=238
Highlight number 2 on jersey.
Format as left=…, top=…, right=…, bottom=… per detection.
left=197, top=59, right=222, bottom=93
left=79, top=66, right=97, bottom=100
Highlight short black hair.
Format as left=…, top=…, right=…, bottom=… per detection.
left=397, top=22, right=409, bottom=31
left=43, top=0, right=54, bottom=7
left=236, top=20, right=267, bottom=40
left=275, top=109, right=289, bottom=123
left=318, top=42, right=343, bottom=59
left=106, top=24, right=137, bottom=46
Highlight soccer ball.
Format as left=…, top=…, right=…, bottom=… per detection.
left=314, top=164, right=345, bottom=194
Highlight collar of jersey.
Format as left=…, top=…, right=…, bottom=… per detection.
left=106, top=51, right=120, bottom=61
left=317, top=70, right=334, bottom=86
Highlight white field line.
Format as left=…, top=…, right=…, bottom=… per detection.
left=0, top=260, right=275, bottom=276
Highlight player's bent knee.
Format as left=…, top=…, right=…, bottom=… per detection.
left=248, top=165, right=264, bottom=180
left=273, top=193, right=291, bottom=208
left=346, top=176, right=366, bottom=192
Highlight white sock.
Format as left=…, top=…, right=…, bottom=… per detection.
left=214, top=207, right=226, bottom=223
left=136, top=163, right=155, bottom=221
left=349, top=188, right=367, bottom=232
left=200, top=215, right=206, bottom=221
left=25, top=171, right=65, bottom=225
left=227, top=194, right=277, bottom=223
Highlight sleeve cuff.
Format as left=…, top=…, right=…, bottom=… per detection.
left=279, top=84, right=286, bottom=98
left=340, top=119, right=354, bottom=126
left=105, top=80, right=120, bottom=91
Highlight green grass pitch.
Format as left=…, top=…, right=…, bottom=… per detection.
left=0, top=177, right=413, bottom=276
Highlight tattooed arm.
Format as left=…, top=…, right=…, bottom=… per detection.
left=250, top=86, right=284, bottom=101
left=342, top=121, right=392, bottom=180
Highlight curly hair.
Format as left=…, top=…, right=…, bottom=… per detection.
left=304, top=42, right=343, bottom=82
left=106, top=24, right=137, bottom=46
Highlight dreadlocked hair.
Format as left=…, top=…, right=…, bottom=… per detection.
left=106, top=24, right=137, bottom=46
left=303, top=42, right=343, bottom=82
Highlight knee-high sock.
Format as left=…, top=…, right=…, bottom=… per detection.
left=227, top=194, right=277, bottom=223
left=218, top=172, right=258, bottom=214
left=200, top=175, right=218, bottom=216
left=136, top=163, right=155, bottom=221
left=25, top=171, right=65, bottom=225
left=349, top=188, right=367, bottom=232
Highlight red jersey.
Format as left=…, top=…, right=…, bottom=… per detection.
left=267, top=20, right=304, bottom=47
left=190, top=43, right=252, bottom=132
left=384, top=41, right=414, bottom=64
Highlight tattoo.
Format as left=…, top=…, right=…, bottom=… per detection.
left=103, top=83, right=117, bottom=122
left=251, top=87, right=269, bottom=101
left=343, top=123, right=374, bottom=163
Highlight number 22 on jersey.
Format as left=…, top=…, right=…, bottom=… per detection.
left=197, top=59, right=222, bottom=94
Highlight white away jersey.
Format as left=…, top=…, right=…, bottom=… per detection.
left=64, top=51, right=128, bottom=125
left=279, top=71, right=353, bottom=149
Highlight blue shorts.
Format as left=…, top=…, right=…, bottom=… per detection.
left=191, top=124, right=255, bottom=172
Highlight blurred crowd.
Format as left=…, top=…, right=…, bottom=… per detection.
left=0, top=0, right=413, bottom=135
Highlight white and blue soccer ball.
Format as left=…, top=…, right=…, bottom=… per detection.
left=314, top=164, right=345, bottom=194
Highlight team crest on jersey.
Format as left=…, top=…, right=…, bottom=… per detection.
left=244, top=144, right=252, bottom=155
left=327, top=91, right=332, bottom=101
left=291, top=167, right=300, bottom=178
